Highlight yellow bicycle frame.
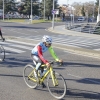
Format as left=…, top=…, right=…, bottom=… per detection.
left=28, top=64, right=58, bottom=86
left=28, top=70, right=37, bottom=82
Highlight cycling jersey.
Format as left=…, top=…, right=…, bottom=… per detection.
left=31, top=42, right=59, bottom=64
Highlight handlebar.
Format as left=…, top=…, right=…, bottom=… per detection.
left=49, top=61, right=63, bottom=66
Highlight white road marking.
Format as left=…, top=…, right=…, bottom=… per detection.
left=0, top=42, right=33, bottom=50
left=3, top=46, right=25, bottom=53
left=6, top=40, right=36, bottom=46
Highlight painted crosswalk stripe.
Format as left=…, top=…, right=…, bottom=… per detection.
left=8, top=44, right=33, bottom=50
left=7, top=40, right=36, bottom=46
left=4, top=46, right=25, bottom=53
left=14, top=35, right=100, bottom=48
left=0, top=41, right=34, bottom=50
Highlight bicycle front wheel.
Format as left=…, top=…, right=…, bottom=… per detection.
left=23, top=64, right=37, bottom=89
left=47, top=72, right=67, bottom=99
left=0, top=46, right=5, bottom=61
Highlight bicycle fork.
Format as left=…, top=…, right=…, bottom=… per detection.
left=50, top=67, right=58, bottom=86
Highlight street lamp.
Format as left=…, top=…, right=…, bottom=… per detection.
left=67, top=0, right=69, bottom=5
left=3, top=0, right=4, bottom=21
left=72, top=6, right=75, bottom=24
left=98, top=0, right=100, bottom=21
left=31, top=0, right=33, bottom=23
left=39, top=0, right=40, bottom=17
left=92, top=1, right=95, bottom=22
left=52, top=0, right=55, bottom=29
left=44, top=0, right=45, bottom=20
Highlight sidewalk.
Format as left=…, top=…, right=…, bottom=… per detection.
left=48, top=25, right=100, bottom=59
left=48, top=25, right=100, bottom=40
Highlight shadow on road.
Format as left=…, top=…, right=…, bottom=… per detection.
left=63, top=61, right=100, bottom=68
left=0, top=56, right=32, bottom=68
left=65, top=88, right=100, bottom=100
left=3, top=25, right=45, bottom=29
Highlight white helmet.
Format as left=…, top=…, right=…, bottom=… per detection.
left=42, top=35, right=52, bottom=44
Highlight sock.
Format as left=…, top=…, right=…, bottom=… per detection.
left=36, top=63, right=41, bottom=70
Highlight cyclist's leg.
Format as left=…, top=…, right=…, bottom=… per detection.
left=32, top=55, right=42, bottom=70
left=0, top=29, right=5, bottom=42
left=31, top=55, right=46, bottom=87
left=31, top=55, right=42, bottom=78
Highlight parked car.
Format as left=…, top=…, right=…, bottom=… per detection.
left=78, top=17, right=85, bottom=21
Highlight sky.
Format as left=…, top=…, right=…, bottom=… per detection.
left=58, top=0, right=96, bottom=5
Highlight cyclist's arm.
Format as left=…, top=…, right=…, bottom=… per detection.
left=48, top=46, right=59, bottom=61
left=37, top=45, right=48, bottom=64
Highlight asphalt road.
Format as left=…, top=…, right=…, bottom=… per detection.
left=1, top=22, right=100, bottom=51
left=0, top=21, right=100, bottom=100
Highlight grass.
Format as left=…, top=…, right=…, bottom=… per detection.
left=0, top=18, right=62, bottom=24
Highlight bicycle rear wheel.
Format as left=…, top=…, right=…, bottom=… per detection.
left=23, top=64, right=37, bottom=89
left=47, top=72, right=67, bottom=99
left=0, top=45, right=5, bottom=61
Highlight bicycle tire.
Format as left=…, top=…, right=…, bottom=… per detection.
left=0, top=45, right=5, bottom=61
left=47, top=72, right=67, bottom=99
left=23, top=64, right=38, bottom=89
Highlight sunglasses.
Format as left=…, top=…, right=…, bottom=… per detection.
left=46, top=43, right=52, bottom=46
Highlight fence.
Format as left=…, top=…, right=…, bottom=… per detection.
left=65, top=22, right=100, bottom=35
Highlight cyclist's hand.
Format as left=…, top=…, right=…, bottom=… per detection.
left=58, top=59, right=63, bottom=63
left=46, top=62, right=51, bottom=69
left=58, top=59, right=63, bottom=65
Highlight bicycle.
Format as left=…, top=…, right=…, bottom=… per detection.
left=0, top=45, right=5, bottom=61
left=23, top=61, right=67, bottom=99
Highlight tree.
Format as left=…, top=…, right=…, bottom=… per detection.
left=81, top=5, right=85, bottom=16
left=72, top=1, right=97, bottom=17
left=72, top=2, right=82, bottom=16
left=18, top=0, right=39, bottom=18
left=95, top=0, right=99, bottom=17
left=0, top=0, right=3, bottom=9
left=3, top=0, right=17, bottom=14
left=41, top=0, right=58, bottom=20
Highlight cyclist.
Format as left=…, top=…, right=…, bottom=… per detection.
left=0, top=28, right=5, bottom=42
left=31, top=35, right=63, bottom=79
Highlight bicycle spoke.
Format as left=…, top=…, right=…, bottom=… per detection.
left=23, top=64, right=37, bottom=89
left=47, top=72, right=67, bottom=99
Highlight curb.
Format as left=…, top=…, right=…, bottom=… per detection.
left=48, top=26, right=100, bottom=40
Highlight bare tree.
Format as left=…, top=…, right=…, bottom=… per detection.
left=84, top=1, right=95, bottom=17
left=72, top=1, right=96, bottom=17
left=72, top=2, right=83, bottom=16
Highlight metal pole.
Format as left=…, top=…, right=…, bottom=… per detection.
left=98, top=0, right=100, bottom=21
left=93, top=1, right=94, bottom=22
left=31, top=0, right=33, bottom=23
left=44, top=0, right=45, bottom=20
left=67, top=0, right=69, bottom=5
left=86, top=10, right=88, bottom=23
left=71, top=6, right=72, bottom=25
left=39, top=0, right=40, bottom=17
left=52, top=0, right=55, bottom=29
left=3, top=0, right=4, bottom=21
left=73, top=10, right=74, bottom=24
left=72, top=7, right=74, bottom=24
left=98, top=0, right=100, bottom=22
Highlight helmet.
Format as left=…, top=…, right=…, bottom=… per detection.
left=42, top=35, right=52, bottom=44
